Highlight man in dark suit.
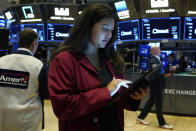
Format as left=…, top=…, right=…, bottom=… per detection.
left=136, top=46, right=176, bottom=130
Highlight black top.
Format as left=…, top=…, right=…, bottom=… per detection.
left=95, top=62, right=121, bottom=131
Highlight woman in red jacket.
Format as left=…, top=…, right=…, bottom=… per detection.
left=48, top=3, right=147, bottom=131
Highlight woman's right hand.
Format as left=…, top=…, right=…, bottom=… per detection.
left=107, top=77, right=122, bottom=92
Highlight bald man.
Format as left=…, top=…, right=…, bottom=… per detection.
left=136, top=46, right=176, bottom=130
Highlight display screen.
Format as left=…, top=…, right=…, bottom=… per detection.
left=16, top=5, right=43, bottom=23
left=0, top=18, right=5, bottom=27
left=142, top=17, right=181, bottom=40
left=117, top=19, right=140, bottom=41
left=139, top=58, right=149, bottom=71
left=114, top=0, right=130, bottom=20
left=9, top=24, right=19, bottom=42
left=140, top=0, right=181, bottom=18
left=20, top=23, right=45, bottom=41
left=184, top=17, right=196, bottom=40
left=138, top=44, right=151, bottom=57
left=47, top=23, right=73, bottom=41
left=3, top=7, right=19, bottom=27
left=46, top=4, right=78, bottom=24
left=160, top=52, right=167, bottom=60
left=162, top=59, right=168, bottom=68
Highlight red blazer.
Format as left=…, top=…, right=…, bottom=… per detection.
left=48, top=51, right=140, bottom=131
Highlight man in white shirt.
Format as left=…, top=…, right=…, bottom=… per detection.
left=0, top=28, right=48, bottom=131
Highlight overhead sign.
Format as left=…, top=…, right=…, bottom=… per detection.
left=114, top=0, right=130, bottom=20
left=140, top=0, right=180, bottom=18
left=146, top=0, right=175, bottom=14
left=3, top=7, right=19, bottom=27
left=146, top=8, right=175, bottom=14
left=185, top=0, right=196, bottom=17
left=51, top=7, right=73, bottom=20
left=184, top=17, right=196, bottom=40
left=54, top=7, right=69, bottom=16
left=117, top=19, right=140, bottom=41
left=0, top=19, right=5, bottom=27
left=114, top=0, right=138, bottom=20
left=142, top=17, right=181, bottom=40
left=22, top=6, right=35, bottom=18
left=16, top=5, right=43, bottom=23
left=5, top=11, right=13, bottom=19
left=46, top=4, right=78, bottom=24
left=47, top=23, right=73, bottom=41
left=150, top=0, right=169, bottom=8
left=188, top=11, right=196, bottom=15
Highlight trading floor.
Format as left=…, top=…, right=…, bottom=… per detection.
left=43, top=100, right=196, bottom=131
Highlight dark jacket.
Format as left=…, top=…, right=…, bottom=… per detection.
left=149, top=55, right=165, bottom=89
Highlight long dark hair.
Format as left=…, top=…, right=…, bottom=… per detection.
left=51, top=3, right=125, bottom=73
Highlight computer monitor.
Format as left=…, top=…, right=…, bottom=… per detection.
left=0, top=18, right=5, bottom=27
left=184, top=17, right=196, bottom=40
left=138, top=44, right=151, bottom=57
left=139, top=58, right=149, bottom=71
left=142, top=17, right=181, bottom=40
left=162, top=59, right=168, bottom=68
left=117, top=19, right=140, bottom=41
left=47, top=23, right=73, bottom=42
left=9, top=24, right=19, bottom=43
left=160, top=52, right=167, bottom=60
left=20, top=23, right=45, bottom=41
